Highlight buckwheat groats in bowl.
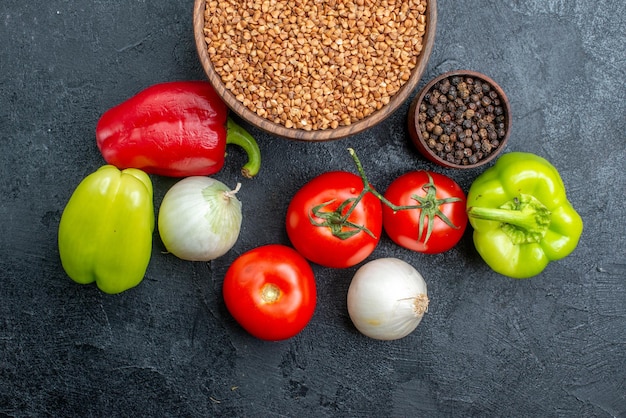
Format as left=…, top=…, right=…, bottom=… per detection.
left=194, top=0, right=437, bottom=141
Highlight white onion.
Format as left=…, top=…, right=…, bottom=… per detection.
left=158, top=177, right=242, bottom=261
left=347, top=258, right=429, bottom=340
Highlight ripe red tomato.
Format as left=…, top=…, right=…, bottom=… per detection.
left=222, top=244, right=316, bottom=341
left=286, top=171, right=383, bottom=268
left=383, top=171, right=468, bottom=254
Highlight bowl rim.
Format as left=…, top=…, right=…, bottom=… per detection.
left=409, top=69, right=512, bottom=169
left=193, top=0, right=438, bottom=141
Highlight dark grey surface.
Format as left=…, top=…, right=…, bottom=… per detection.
left=1, top=1, right=625, bottom=417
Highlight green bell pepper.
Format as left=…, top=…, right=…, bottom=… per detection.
left=58, top=165, right=154, bottom=294
left=466, top=152, right=583, bottom=279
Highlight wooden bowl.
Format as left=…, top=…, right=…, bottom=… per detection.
left=408, top=70, right=511, bottom=169
left=194, top=0, right=437, bottom=141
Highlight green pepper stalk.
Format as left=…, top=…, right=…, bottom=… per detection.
left=226, top=118, right=262, bottom=179
left=58, top=165, right=155, bottom=294
left=466, top=152, right=583, bottom=279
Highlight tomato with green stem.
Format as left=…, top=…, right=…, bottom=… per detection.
left=287, top=148, right=467, bottom=262
left=222, top=244, right=316, bottom=341
left=382, top=171, right=468, bottom=254
left=286, top=159, right=383, bottom=268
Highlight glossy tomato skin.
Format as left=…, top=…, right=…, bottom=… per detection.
left=383, top=171, right=468, bottom=254
left=286, top=171, right=383, bottom=268
left=223, top=244, right=316, bottom=341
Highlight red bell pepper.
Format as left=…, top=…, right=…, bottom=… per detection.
left=96, top=81, right=261, bottom=178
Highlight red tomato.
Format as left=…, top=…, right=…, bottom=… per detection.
left=222, top=244, right=316, bottom=341
left=286, top=171, right=383, bottom=268
left=383, top=171, right=468, bottom=254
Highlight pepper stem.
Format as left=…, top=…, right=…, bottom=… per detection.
left=467, top=194, right=552, bottom=244
left=226, top=118, right=262, bottom=179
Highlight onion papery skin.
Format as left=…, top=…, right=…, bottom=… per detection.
left=158, top=176, right=242, bottom=261
left=347, top=258, right=428, bottom=340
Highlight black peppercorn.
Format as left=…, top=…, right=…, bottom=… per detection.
left=447, top=86, right=457, bottom=99
left=458, top=84, right=469, bottom=99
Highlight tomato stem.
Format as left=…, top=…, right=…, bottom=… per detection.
left=347, top=148, right=390, bottom=205
left=309, top=198, right=376, bottom=239
left=310, top=148, right=463, bottom=243
left=348, top=148, right=462, bottom=245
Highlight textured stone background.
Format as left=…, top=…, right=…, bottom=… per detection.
left=1, top=0, right=625, bottom=416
